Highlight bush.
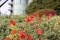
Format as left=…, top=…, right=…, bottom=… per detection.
left=25, top=0, right=60, bottom=15
left=33, top=9, right=56, bottom=17
left=0, top=15, right=60, bottom=40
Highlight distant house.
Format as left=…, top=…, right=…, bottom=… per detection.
left=0, top=0, right=33, bottom=15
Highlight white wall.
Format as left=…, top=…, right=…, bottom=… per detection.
left=0, top=0, right=11, bottom=15
left=13, top=0, right=28, bottom=15
left=0, top=0, right=32, bottom=15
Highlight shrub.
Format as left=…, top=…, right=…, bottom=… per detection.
left=0, top=15, right=60, bottom=40
left=33, top=9, right=56, bottom=17
left=25, top=0, right=60, bottom=15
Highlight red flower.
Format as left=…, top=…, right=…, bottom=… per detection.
left=33, top=13, right=39, bottom=18
left=24, top=15, right=34, bottom=22
left=36, top=38, right=39, bottom=40
left=48, top=13, right=53, bottom=19
left=11, top=30, right=17, bottom=34
left=10, top=20, right=16, bottom=26
left=27, top=16, right=33, bottom=22
left=48, top=13, right=52, bottom=17
left=39, top=18, right=42, bottom=22
left=24, top=18, right=28, bottom=22
left=48, top=10, right=55, bottom=16
left=19, top=30, right=26, bottom=39
left=28, top=34, right=33, bottom=40
left=5, top=37, right=10, bottom=40
left=13, top=38, right=17, bottom=40
left=48, top=16, right=51, bottom=19
left=37, top=29, right=43, bottom=35
left=30, top=21, right=34, bottom=26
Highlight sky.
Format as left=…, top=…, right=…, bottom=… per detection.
left=0, top=0, right=11, bottom=15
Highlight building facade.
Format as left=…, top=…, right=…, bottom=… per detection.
left=0, top=0, right=33, bottom=15
left=13, top=0, right=28, bottom=15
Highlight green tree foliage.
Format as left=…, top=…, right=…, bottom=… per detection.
left=25, top=0, right=60, bottom=15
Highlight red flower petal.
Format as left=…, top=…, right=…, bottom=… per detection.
left=48, top=16, right=51, bottom=20
left=10, top=20, right=16, bottom=26
left=27, top=16, right=33, bottom=22
left=30, top=21, right=33, bottom=26
left=36, top=38, right=39, bottom=40
left=48, top=13, right=52, bottom=16
left=39, top=18, right=42, bottom=22
left=5, top=37, right=10, bottom=40
left=13, top=38, right=17, bottom=40
left=19, top=30, right=26, bottom=39
left=28, top=34, right=33, bottom=40
left=24, top=18, right=28, bottom=22
left=11, top=30, right=17, bottom=34
left=37, top=29, right=43, bottom=35
left=33, top=13, right=39, bottom=18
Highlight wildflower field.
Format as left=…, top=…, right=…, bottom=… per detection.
left=0, top=14, right=60, bottom=40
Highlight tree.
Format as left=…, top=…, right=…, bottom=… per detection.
left=25, top=0, right=60, bottom=15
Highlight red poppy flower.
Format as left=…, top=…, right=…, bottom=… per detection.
left=28, top=34, right=33, bottom=40
left=11, top=30, right=17, bottom=34
left=19, top=30, right=26, bottom=39
left=10, top=20, right=16, bottom=26
left=37, top=29, right=43, bottom=35
left=5, top=37, right=10, bottom=40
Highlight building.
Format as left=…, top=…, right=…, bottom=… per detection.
left=13, top=0, right=33, bottom=15
left=13, top=0, right=28, bottom=15
left=0, top=0, right=33, bottom=15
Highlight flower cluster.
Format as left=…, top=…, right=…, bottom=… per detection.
left=5, top=13, right=55, bottom=40
left=24, top=13, right=39, bottom=22
left=5, top=19, right=43, bottom=40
